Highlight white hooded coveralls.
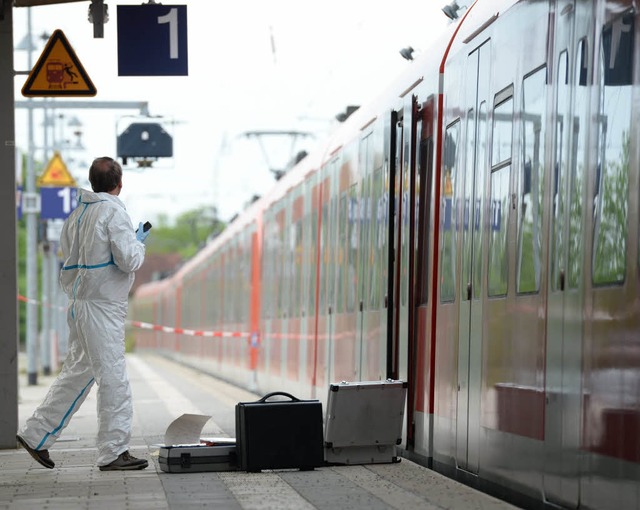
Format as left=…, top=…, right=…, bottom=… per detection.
left=19, top=189, right=145, bottom=466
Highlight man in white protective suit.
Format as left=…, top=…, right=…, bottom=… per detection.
left=17, top=157, right=151, bottom=471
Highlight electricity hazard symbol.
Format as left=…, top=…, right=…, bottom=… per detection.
left=38, top=151, right=77, bottom=187
left=22, top=29, right=97, bottom=97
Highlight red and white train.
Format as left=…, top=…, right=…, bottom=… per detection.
left=131, top=0, right=640, bottom=507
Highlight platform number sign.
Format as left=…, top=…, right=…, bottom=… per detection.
left=117, top=4, right=188, bottom=76
left=40, top=187, right=78, bottom=220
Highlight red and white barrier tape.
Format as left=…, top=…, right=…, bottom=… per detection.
left=129, top=320, right=249, bottom=338
left=19, top=294, right=251, bottom=339
left=18, top=294, right=66, bottom=311
left=19, top=294, right=325, bottom=341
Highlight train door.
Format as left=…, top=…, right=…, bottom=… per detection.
left=260, top=207, right=277, bottom=389
left=456, top=41, right=490, bottom=473
left=412, top=97, right=435, bottom=458
left=314, top=169, right=335, bottom=391
left=287, top=191, right=304, bottom=391
left=295, top=179, right=314, bottom=394
left=271, top=206, right=287, bottom=387
left=393, top=99, right=417, bottom=387
left=332, top=150, right=359, bottom=383
left=355, top=131, right=372, bottom=380
left=390, top=110, right=403, bottom=378
left=582, top=5, right=638, bottom=508
left=543, top=1, right=585, bottom=507
left=356, top=125, right=388, bottom=381
left=308, top=175, right=321, bottom=397
left=407, top=100, right=422, bottom=448
left=323, top=158, right=340, bottom=387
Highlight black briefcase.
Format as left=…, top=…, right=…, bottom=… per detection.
left=235, top=391, right=324, bottom=472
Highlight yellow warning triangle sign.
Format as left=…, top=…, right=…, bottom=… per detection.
left=38, top=151, right=77, bottom=187
left=22, top=29, right=97, bottom=97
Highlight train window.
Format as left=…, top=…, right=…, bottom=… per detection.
left=567, top=40, right=588, bottom=290
left=551, top=51, right=569, bottom=292
left=488, top=165, right=510, bottom=296
left=358, top=134, right=372, bottom=311
left=283, top=213, right=293, bottom=319
left=461, top=109, right=475, bottom=302
left=337, top=193, right=348, bottom=314
left=461, top=101, right=486, bottom=302
left=347, top=184, right=358, bottom=313
left=418, top=135, right=433, bottom=306
left=216, top=259, right=223, bottom=324
left=440, top=120, right=459, bottom=302
left=488, top=90, right=513, bottom=297
left=264, top=219, right=276, bottom=320
left=319, top=199, right=328, bottom=314
left=260, top=222, right=269, bottom=319
left=473, top=102, right=487, bottom=299
left=307, top=207, right=317, bottom=316
left=227, top=246, right=234, bottom=324
left=239, top=238, right=245, bottom=323
left=369, top=168, right=383, bottom=309
left=232, top=242, right=238, bottom=323
left=224, top=249, right=231, bottom=323
left=593, top=12, right=632, bottom=285
left=401, top=136, right=410, bottom=308
left=358, top=176, right=370, bottom=311
left=491, top=94, right=513, bottom=166
left=269, top=220, right=276, bottom=319
left=276, top=209, right=286, bottom=318
left=517, top=65, right=547, bottom=294
left=237, top=237, right=244, bottom=322
left=243, top=232, right=252, bottom=323
left=327, top=191, right=338, bottom=312
left=293, top=218, right=303, bottom=316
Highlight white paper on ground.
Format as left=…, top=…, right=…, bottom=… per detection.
left=163, top=413, right=212, bottom=446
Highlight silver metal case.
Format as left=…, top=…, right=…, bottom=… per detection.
left=158, top=442, right=237, bottom=473
left=324, top=379, right=407, bottom=464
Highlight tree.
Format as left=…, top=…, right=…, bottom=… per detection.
left=144, top=205, right=225, bottom=259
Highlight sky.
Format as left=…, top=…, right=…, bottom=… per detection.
left=13, top=0, right=451, bottom=225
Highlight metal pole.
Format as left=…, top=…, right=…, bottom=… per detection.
left=57, top=265, right=69, bottom=360
left=25, top=7, right=39, bottom=385
left=40, top=241, right=50, bottom=375
left=40, top=109, right=52, bottom=375
left=15, top=100, right=150, bottom=115
left=49, top=241, right=60, bottom=371
left=0, top=0, right=19, bottom=449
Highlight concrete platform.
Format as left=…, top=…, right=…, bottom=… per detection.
left=1, top=352, right=520, bottom=509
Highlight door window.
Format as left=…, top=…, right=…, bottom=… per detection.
left=593, top=12, right=633, bottom=285
left=518, top=66, right=547, bottom=294
left=440, top=120, right=460, bottom=302
left=488, top=92, right=513, bottom=297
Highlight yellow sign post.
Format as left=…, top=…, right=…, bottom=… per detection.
left=38, top=152, right=77, bottom=187
left=22, top=29, right=97, bottom=97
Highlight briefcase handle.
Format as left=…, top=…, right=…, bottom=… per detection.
left=258, top=391, right=300, bottom=403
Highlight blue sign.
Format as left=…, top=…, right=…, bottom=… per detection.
left=117, top=5, right=188, bottom=76
left=16, top=185, right=22, bottom=220
left=41, top=187, right=77, bottom=220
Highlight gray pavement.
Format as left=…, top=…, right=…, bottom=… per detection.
left=1, top=352, right=520, bottom=510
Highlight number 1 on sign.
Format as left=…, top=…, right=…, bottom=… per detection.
left=57, top=187, right=76, bottom=214
left=158, top=8, right=179, bottom=59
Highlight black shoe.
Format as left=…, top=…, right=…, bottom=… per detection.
left=16, top=435, right=55, bottom=469
left=99, top=451, right=148, bottom=471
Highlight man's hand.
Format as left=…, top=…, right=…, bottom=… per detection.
left=136, top=222, right=151, bottom=243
